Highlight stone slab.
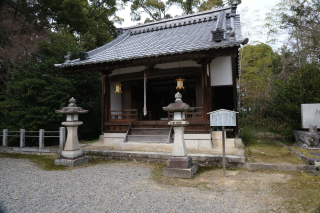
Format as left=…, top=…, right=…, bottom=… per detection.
left=104, top=138, right=115, bottom=148
left=301, top=103, right=320, bottom=129
left=55, top=156, right=89, bottom=167
left=162, top=164, right=198, bottom=178
left=104, top=133, right=126, bottom=138
left=61, top=149, right=83, bottom=158
left=183, top=134, right=211, bottom=140
left=198, top=140, right=212, bottom=149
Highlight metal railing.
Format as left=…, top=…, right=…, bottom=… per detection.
left=1, top=128, right=66, bottom=150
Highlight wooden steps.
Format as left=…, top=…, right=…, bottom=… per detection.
left=124, top=123, right=172, bottom=144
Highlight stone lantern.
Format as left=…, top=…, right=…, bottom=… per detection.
left=162, top=92, right=198, bottom=178
left=54, top=97, right=89, bottom=167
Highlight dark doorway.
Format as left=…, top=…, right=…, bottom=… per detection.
left=131, top=77, right=196, bottom=120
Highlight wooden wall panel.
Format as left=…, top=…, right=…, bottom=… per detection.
left=196, top=74, right=203, bottom=108
left=122, top=81, right=132, bottom=109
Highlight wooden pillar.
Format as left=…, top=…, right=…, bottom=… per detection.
left=231, top=50, right=239, bottom=138
left=102, top=75, right=110, bottom=133
left=207, top=63, right=212, bottom=113
left=101, top=74, right=105, bottom=134
left=202, top=63, right=209, bottom=120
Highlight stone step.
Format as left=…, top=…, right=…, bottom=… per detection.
left=127, top=135, right=168, bottom=142
left=128, top=128, right=170, bottom=135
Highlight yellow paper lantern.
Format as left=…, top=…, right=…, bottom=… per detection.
left=115, top=84, right=122, bottom=94
left=175, top=78, right=185, bottom=90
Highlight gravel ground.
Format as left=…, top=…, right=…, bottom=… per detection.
left=0, top=158, right=281, bottom=213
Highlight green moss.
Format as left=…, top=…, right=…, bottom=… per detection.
left=0, top=153, right=122, bottom=171
left=0, top=153, right=69, bottom=171
left=291, top=147, right=320, bottom=159
left=246, top=139, right=305, bottom=164
left=270, top=171, right=320, bottom=213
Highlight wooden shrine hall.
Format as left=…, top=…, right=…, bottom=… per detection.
left=55, top=2, right=248, bottom=146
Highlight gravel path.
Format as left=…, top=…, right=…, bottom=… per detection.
left=0, top=158, right=276, bottom=213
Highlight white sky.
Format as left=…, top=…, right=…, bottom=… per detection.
left=115, top=0, right=281, bottom=28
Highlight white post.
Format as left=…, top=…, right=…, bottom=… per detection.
left=3, top=129, right=8, bottom=147
left=39, top=129, right=44, bottom=149
left=20, top=129, right=25, bottom=148
left=59, top=127, right=66, bottom=150
left=222, top=126, right=226, bottom=178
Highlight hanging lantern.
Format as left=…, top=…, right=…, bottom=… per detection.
left=115, top=68, right=122, bottom=94
left=115, top=83, right=122, bottom=94
left=175, top=78, right=185, bottom=90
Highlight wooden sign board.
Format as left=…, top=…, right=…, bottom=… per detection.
left=208, top=109, right=238, bottom=127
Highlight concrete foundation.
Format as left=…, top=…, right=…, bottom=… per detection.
left=55, top=156, right=89, bottom=167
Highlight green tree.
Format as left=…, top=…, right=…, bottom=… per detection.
left=174, top=0, right=201, bottom=15
left=5, top=0, right=125, bottom=50
left=198, top=0, right=223, bottom=12
left=130, top=0, right=174, bottom=23
left=269, top=62, right=320, bottom=137
left=198, top=0, right=240, bottom=12
left=239, top=43, right=281, bottom=112
left=0, top=29, right=101, bottom=144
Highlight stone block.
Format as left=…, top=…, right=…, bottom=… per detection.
left=198, top=140, right=212, bottom=149
left=185, top=140, right=199, bottom=149
left=212, top=139, right=235, bottom=148
left=162, top=164, right=198, bottom=179
left=162, top=156, right=198, bottom=178
left=211, top=131, right=226, bottom=140
left=167, top=156, right=193, bottom=168
left=293, top=130, right=320, bottom=147
left=114, top=138, right=125, bottom=143
left=234, top=138, right=244, bottom=148
left=54, top=156, right=89, bottom=167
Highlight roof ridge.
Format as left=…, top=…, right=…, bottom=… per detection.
left=123, top=6, right=232, bottom=30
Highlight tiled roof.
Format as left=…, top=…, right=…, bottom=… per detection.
left=56, top=3, right=248, bottom=68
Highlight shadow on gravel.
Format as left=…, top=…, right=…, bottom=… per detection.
left=0, top=200, right=5, bottom=213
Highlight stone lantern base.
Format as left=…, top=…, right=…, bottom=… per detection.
left=55, top=155, right=89, bottom=167
left=162, top=156, right=198, bottom=179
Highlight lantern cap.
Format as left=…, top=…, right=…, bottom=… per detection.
left=163, top=92, right=193, bottom=112
left=55, top=97, right=88, bottom=114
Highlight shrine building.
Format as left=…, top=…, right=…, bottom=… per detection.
left=55, top=2, right=248, bottom=150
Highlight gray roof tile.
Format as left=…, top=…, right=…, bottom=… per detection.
left=57, top=4, right=248, bottom=68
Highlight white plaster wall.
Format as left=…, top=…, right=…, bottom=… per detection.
left=155, top=60, right=201, bottom=69
left=110, top=84, right=122, bottom=116
left=210, top=56, right=233, bottom=86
